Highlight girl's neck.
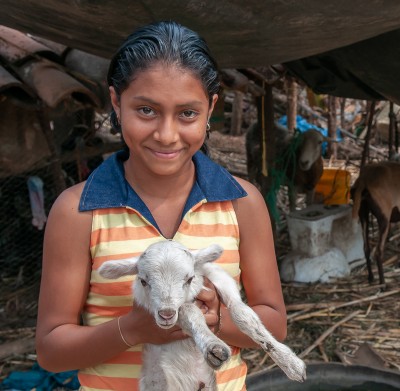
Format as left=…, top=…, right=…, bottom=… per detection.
left=123, top=159, right=196, bottom=202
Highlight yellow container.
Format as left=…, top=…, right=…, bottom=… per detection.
left=314, top=168, right=351, bottom=205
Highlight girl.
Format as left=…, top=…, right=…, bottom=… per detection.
left=35, top=20, right=287, bottom=390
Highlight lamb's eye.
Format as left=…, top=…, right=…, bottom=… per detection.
left=186, top=276, right=194, bottom=285
left=139, top=278, right=147, bottom=287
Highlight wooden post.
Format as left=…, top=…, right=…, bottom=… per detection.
left=361, top=101, right=376, bottom=169
left=340, top=98, right=346, bottom=130
left=255, top=82, right=277, bottom=238
left=327, top=95, right=337, bottom=159
left=286, top=76, right=298, bottom=132
left=37, top=109, right=67, bottom=195
left=388, top=101, right=395, bottom=160
left=230, top=90, right=244, bottom=136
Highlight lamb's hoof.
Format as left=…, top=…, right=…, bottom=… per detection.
left=281, top=355, right=307, bottom=383
left=206, top=343, right=231, bottom=369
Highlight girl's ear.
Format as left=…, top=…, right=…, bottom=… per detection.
left=109, top=86, right=121, bottom=119
left=208, top=94, right=219, bottom=118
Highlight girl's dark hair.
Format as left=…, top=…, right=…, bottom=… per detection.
left=108, top=20, right=220, bottom=133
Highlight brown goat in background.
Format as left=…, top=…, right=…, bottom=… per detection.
left=351, top=161, right=400, bottom=285
left=246, top=126, right=325, bottom=211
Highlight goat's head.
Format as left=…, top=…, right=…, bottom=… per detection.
left=297, top=129, right=325, bottom=171
left=98, top=241, right=223, bottom=328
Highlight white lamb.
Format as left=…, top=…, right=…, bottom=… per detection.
left=99, top=240, right=306, bottom=390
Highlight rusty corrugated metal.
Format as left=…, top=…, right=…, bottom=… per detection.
left=17, top=59, right=101, bottom=108
left=0, top=65, right=37, bottom=107
left=0, top=25, right=110, bottom=176
left=0, top=25, right=61, bottom=64
left=0, top=25, right=108, bottom=109
left=0, top=99, right=51, bottom=177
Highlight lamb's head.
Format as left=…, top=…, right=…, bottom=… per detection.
left=98, top=241, right=223, bottom=329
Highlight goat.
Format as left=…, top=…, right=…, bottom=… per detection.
left=351, top=161, right=400, bottom=285
left=351, top=161, right=400, bottom=284
left=246, top=125, right=325, bottom=211
left=99, top=240, right=306, bottom=390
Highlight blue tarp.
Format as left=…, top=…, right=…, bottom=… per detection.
left=0, top=363, right=79, bottom=391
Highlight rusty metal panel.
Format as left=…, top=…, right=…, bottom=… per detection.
left=0, top=25, right=60, bottom=64
left=0, top=65, right=38, bottom=107
left=17, top=59, right=101, bottom=108
left=0, top=100, right=51, bottom=177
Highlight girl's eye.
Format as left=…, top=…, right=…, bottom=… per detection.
left=138, top=107, right=155, bottom=116
left=181, top=110, right=197, bottom=119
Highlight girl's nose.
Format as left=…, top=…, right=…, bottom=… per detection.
left=154, top=118, right=179, bottom=144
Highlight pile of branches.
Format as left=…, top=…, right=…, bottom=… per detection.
left=243, top=252, right=400, bottom=375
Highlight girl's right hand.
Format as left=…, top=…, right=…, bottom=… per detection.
left=121, top=303, right=188, bottom=346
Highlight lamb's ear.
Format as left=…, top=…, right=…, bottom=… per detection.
left=191, top=244, right=223, bottom=266
left=98, top=257, right=139, bottom=279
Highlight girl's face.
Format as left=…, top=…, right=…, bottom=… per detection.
left=110, top=64, right=218, bottom=177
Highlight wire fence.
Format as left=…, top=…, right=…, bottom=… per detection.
left=0, top=118, right=122, bottom=330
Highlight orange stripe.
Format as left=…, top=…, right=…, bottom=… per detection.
left=216, top=361, right=248, bottom=384
left=78, top=372, right=139, bottom=390
left=90, top=281, right=133, bottom=296
left=179, top=221, right=238, bottom=238
left=91, top=225, right=157, bottom=247
left=105, top=351, right=142, bottom=365
left=85, top=304, right=132, bottom=316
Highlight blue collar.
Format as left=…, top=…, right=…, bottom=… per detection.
left=79, top=150, right=247, bottom=229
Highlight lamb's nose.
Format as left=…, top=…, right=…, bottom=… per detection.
left=158, top=309, right=176, bottom=320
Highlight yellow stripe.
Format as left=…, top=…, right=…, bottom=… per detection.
left=80, top=363, right=141, bottom=378
left=186, top=209, right=239, bottom=226
left=93, top=210, right=148, bottom=229
left=86, top=291, right=133, bottom=307
left=91, top=237, right=162, bottom=257
left=173, top=233, right=239, bottom=250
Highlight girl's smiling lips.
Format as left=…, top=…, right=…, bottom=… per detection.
left=150, top=149, right=182, bottom=159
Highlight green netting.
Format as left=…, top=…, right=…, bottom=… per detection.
left=265, top=131, right=303, bottom=222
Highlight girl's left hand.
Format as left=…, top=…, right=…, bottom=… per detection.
left=195, top=277, right=220, bottom=333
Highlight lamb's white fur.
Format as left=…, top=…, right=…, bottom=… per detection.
left=99, top=240, right=306, bottom=390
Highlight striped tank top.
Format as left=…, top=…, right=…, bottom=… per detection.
left=78, top=150, right=248, bottom=390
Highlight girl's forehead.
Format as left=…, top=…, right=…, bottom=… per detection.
left=125, top=63, right=209, bottom=101
left=133, top=63, right=198, bottom=83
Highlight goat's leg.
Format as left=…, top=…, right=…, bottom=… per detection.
left=288, top=183, right=296, bottom=211
left=178, top=303, right=231, bottom=369
left=305, top=189, right=315, bottom=207
left=376, top=219, right=390, bottom=286
left=360, top=206, right=373, bottom=282
left=205, top=265, right=306, bottom=382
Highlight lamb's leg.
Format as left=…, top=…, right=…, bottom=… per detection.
left=205, top=264, right=306, bottom=382
left=227, top=298, right=306, bottom=382
left=178, top=303, right=231, bottom=369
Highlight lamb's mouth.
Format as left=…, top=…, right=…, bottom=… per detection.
left=156, top=316, right=178, bottom=329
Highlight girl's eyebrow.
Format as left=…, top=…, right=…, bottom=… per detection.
left=133, top=96, right=204, bottom=108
